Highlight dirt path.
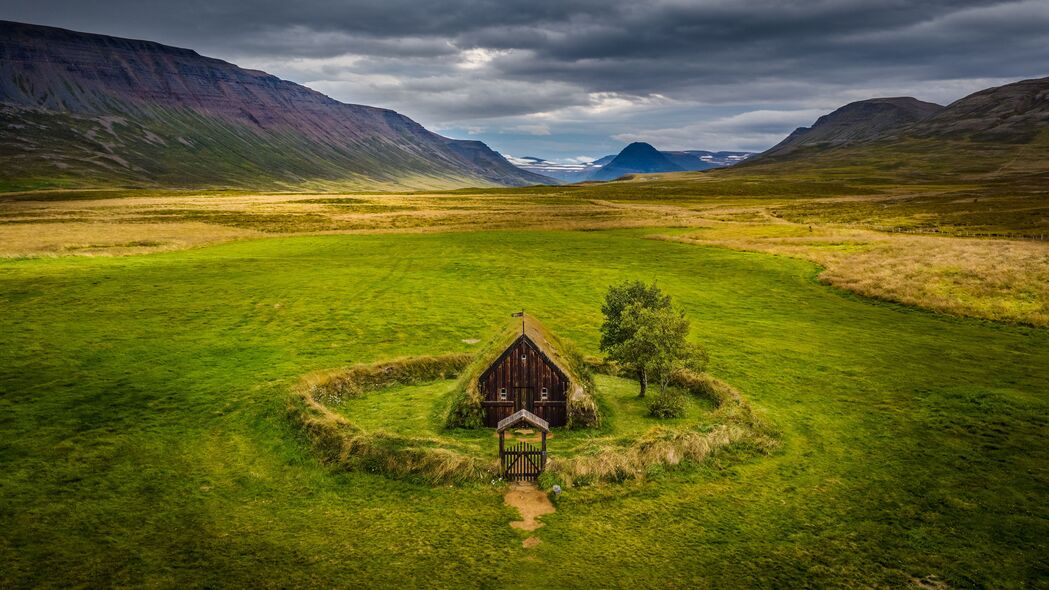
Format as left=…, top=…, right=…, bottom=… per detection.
left=504, top=482, right=555, bottom=548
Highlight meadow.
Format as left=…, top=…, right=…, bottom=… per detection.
left=1, top=227, right=1047, bottom=587
left=2, top=176, right=1047, bottom=326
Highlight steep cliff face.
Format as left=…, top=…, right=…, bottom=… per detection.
left=0, top=20, right=552, bottom=190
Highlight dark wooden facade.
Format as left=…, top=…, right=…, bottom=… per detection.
left=480, top=335, right=569, bottom=427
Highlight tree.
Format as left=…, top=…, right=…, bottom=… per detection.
left=599, top=281, right=671, bottom=396
left=606, top=303, right=707, bottom=398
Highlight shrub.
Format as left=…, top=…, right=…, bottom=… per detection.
left=291, top=356, right=775, bottom=487
left=648, top=388, right=687, bottom=419
left=568, top=392, right=601, bottom=428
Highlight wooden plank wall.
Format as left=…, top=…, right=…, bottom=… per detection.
left=480, top=336, right=568, bottom=427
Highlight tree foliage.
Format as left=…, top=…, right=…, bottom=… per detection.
left=600, top=281, right=707, bottom=400
left=609, top=303, right=707, bottom=398
left=599, top=280, right=672, bottom=353
left=600, top=280, right=673, bottom=396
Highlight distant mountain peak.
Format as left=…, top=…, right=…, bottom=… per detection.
left=589, top=142, right=684, bottom=181
left=624, top=141, right=657, bottom=149
left=618, top=142, right=666, bottom=157
left=507, top=147, right=753, bottom=183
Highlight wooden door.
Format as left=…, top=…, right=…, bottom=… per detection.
left=514, top=387, right=533, bottom=413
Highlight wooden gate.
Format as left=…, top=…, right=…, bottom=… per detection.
left=497, top=410, right=550, bottom=481
left=501, top=441, right=545, bottom=481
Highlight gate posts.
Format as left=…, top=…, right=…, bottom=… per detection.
left=541, top=430, right=547, bottom=467
left=496, top=409, right=550, bottom=481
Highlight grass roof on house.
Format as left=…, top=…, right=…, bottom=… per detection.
left=445, top=315, right=600, bottom=429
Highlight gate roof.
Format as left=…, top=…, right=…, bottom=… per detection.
left=497, top=409, right=550, bottom=433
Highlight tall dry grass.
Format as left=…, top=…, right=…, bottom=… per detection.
left=0, top=221, right=261, bottom=258
left=292, top=356, right=770, bottom=486
left=0, top=191, right=714, bottom=257
left=654, top=225, right=1049, bottom=326
left=304, top=354, right=472, bottom=405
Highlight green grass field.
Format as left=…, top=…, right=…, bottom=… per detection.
left=331, top=374, right=716, bottom=459
left=1, top=229, right=1047, bottom=587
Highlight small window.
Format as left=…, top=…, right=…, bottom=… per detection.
left=499, top=387, right=507, bottom=400
left=540, top=387, right=549, bottom=400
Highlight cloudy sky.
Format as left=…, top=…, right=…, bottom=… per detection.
left=4, top=0, right=1047, bottom=161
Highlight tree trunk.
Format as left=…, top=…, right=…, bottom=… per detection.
left=638, top=367, right=648, bottom=398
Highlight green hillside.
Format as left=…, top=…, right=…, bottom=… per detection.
left=0, top=106, right=501, bottom=192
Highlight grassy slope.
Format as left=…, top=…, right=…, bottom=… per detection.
left=732, top=127, right=1049, bottom=185
left=0, top=230, right=1047, bottom=587
left=0, top=107, right=502, bottom=192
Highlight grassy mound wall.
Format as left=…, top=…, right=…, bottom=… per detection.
left=543, top=370, right=778, bottom=487
left=303, top=354, right=472, bottom=405
left=289, top=354, right=497, bottom=484
left=289, top=355, right=773, bottom=487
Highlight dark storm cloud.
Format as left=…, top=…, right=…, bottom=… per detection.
left=2, top=0, right=1048, bottom=155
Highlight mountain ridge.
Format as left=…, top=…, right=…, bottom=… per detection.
left=0, top=20, right=552, bottom=190
left=757, top=97, right=944, bottom=160
left=734, top=76, right=1049, bottom=184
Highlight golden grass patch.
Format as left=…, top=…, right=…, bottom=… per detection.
left=655, top=223, right=1049, bottom=326
left=0, top=221, right=262, bottom=258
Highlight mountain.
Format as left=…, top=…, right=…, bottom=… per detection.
left=757, top=97, right=944, bottom=160
left=0, top=20, right=552, bottom=191
left=588, top=142, right=684, bottom=180
left=508, top=148, right=754, bottom=183
left=501, top=155, right=602, bottom=183
left=663, top=150, right=754, bottom=171
left=906, top=77, right=1049, bottom=143
left=738, top=77, right=1049, bottom=183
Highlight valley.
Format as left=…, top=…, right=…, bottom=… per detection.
left=2, top=13, right=1048, bottom=590
left=3, top=171, right=1046, bottom=326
